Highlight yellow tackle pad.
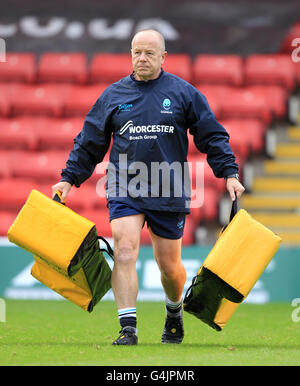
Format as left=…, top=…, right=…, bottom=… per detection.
left=203, top=208, right=281, bottom=297
left=7, top=189, right=113, bottom=312
left=183, top=199, right=281, bottom=331
left=31, top=256, right=94, bottom=311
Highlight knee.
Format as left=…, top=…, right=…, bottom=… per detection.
left=114, top=237, right=139, bottom=266
left=160, top=260, right=186, bottom=281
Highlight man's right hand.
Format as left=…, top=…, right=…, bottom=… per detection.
left=51, top=181, right=72, bottom=203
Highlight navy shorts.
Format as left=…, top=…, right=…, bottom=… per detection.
left=108, top=201, right=186, bottom=240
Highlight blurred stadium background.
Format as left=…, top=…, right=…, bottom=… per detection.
left=1, top=0, right=300, bottom=304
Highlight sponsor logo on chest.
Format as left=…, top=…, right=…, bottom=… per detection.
left=119, top=120, right=174, bottom=140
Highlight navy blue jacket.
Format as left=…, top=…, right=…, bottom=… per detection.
left=61, top=70, right=238, bottom=212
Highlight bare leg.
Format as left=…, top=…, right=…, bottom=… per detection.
left=149, top=228, right=186, bottom=343
left=149, top=228, right=186, bottom=302
left=110, top=214, right=145, bottom=309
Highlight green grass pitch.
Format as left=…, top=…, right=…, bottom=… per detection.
left=0, top=300, right=299, bottom=366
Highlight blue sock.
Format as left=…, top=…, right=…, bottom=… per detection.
left=165, top=297, right=182, bottom=318
left=118, top=307, right=137, bottom=332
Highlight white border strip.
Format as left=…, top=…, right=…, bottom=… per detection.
left=0, top=236, right=114, bottom=249
left=0, top=237, right=14, bottom=246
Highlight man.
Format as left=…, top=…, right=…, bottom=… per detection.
left=52, top=29, right=245, bottom=346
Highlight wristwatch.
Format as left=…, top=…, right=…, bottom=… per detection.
left=224, top=173, right=239, bottom=181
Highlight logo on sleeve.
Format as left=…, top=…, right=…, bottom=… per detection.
left=161, top=98, right=172, bottom=114
left=118, top=103, right=133, bottom=112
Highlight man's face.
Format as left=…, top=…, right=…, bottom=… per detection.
left=131, top=32, right=166, bottom=81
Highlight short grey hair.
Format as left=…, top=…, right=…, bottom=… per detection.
left=131, top=29, right=166, bottom=52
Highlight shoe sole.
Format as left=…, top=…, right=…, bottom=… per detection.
left=112, top=338, right=138, bottom=346
left=161, top=340, right=182, bottom=344
left=112, top=342, right=138, bottom=346
left=161, top=337, right=183, bottom=344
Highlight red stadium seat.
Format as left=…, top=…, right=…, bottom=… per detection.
left=10, top=150, right=68, bottom=182
left=81, top=208, right=112, bottom=238
left=219, top=87, right=273, bottom=125
left=89, top=53, right=132, bottom=83
left=196, top=84, right=231, bottom=119
left=0, top=151, right=12, bottom=178
left=0, top=178, right=42, bottom=211
left=140, top=225, right=152, bottom=245
left=197, top=84, right=230, bottom=99
left=201, top=186, right=220, bottom=222
left=221, top=119, right=266, bottom=154
left=11, top=83, right=71, bottom=117
left=187, top=155, right=226, bottom=193
left=0, top=53, right=36, bottom=83
left=0, top=177, right=102, bottom=213
left=182, top=216, right=195, bottom=245
left=38, top=117, right=84, bottom=150
left=193, top=55, right=244, bottom=86
left=62, top=183, right=100, bottom=211
left=244, top=54, right=296, bottom=92
left=0, top=117, right=42, bottom=150
left=294, top=61, right=300, bottom=86
left=0, top=211, right=18, bottom=236
left=0, top=90, right=11, bottom=116
left=247, top=85, right=288, bottom=120
left=38, top=52, right=88, bottom=84
left=0, top=82, right=24, bottom=117
left=189, top=205, right=203, bottom=224
left=163, top=54, right=192, bottom=82
left=63, top=84, right=108, bottom=116
left=189, top=185, right=220, bottom=223
left=228, top=131, right=250, bottom=160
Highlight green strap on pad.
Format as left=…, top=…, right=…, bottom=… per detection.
left=183, top=267, right=243, bottom=331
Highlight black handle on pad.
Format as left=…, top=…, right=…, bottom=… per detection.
left=53, top=191, right=66, bottom=205
left=221, top=195, right=238, bottom=234
left=229, top=195, right=238, bottom=222
left=98, top=236, right=114, bottom=261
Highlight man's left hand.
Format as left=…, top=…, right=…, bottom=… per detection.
left=226, top=178, right=245, bottom=201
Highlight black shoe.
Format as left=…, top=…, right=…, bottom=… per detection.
left=112, top=326, right=138, bottom=346
left=161, top=315, right=184, bottom=344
